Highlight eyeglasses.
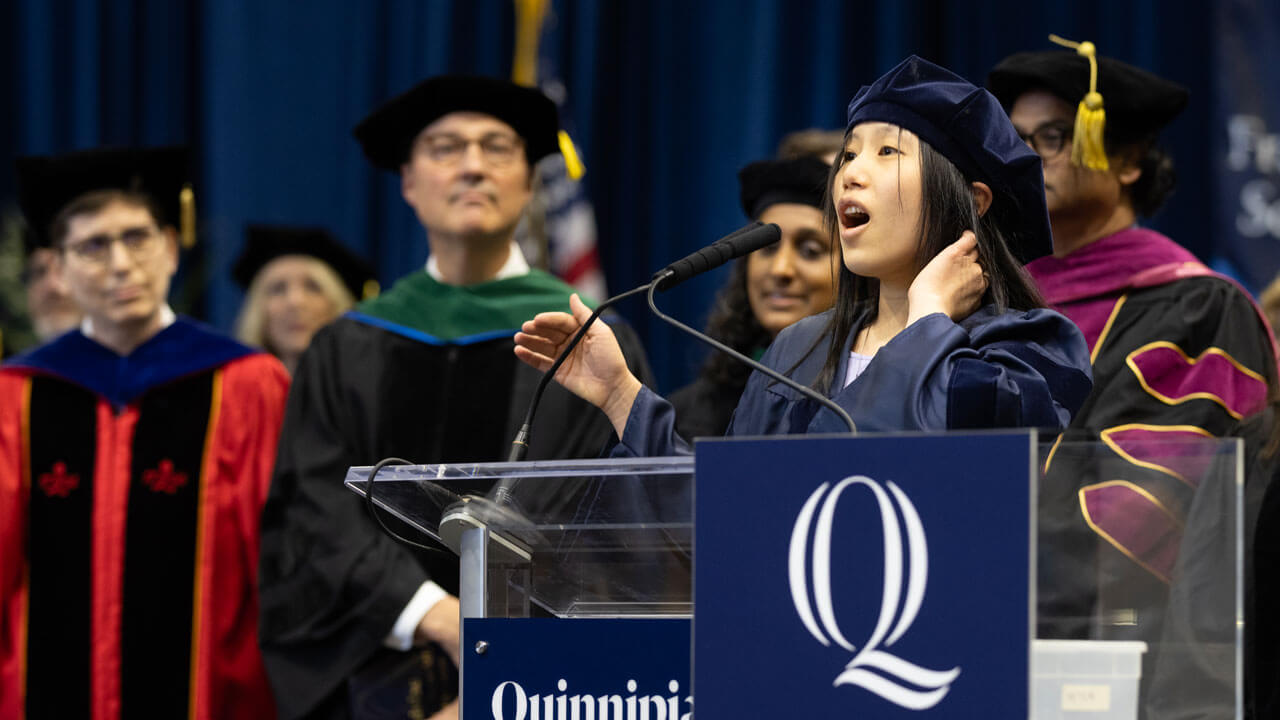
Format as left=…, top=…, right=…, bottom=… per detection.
left=1018, top=122, right=1073, bottom=160
left=416, top=132, right=524, bottom=167
left=62, top=226, right=161, bottom=265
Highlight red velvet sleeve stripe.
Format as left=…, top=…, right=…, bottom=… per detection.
left=93, top=401, right=135, bottom=720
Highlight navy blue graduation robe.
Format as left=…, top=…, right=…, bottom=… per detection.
left=615, top=306, right=1092, bottom=457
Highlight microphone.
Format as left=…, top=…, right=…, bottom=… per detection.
left=506, top=221, right=783, bottom=464
left=652, top=221, right=780, bottom=291
left=645, top=275, right=858, bottom=434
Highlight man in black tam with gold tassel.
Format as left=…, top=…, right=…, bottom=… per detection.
left=990, top=38, right=1280, bottom=717
left=257, top=75, right=652, bottom=720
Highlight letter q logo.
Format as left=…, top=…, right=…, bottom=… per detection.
left=789, top=476, right=960, bottom=710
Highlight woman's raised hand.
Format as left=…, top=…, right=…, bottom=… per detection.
left=906, top=230, right=988, bottom=326
left=514, top=293, right=643, bottom=437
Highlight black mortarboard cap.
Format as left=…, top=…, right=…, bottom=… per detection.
left=987, top=50, right=1189, bottom=147
left=15, top=146, right=191, bottom=248
left=845, top=55, right=1053, bottom=261
left=738, top=156, right=831, bottom=219
left=233, top=225, right=378, bottom=300
left=353, top=74, right=561, bottom=171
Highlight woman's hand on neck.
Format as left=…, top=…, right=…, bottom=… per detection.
left=905, top=230, right=986, bottom=326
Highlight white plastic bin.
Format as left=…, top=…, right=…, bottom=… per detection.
left=1032, top=640, right=1147, bottom=719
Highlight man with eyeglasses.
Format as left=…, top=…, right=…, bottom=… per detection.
left=989, top=44, right=1279, bottom=713
left=0, top=147, right=288, bottom=719
left=258, top=75, right=651, bottom=720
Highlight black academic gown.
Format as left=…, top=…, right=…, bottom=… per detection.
left=258, top=303, right=651, bottom=720
left=1027, top=229, right=1280, bottom=718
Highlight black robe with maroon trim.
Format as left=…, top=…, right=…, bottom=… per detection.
left=0, top=318, right=290, bottom=720
left=1028, top=229, right=1279, bottom=716
left=258, top=310, right=652, bottom=720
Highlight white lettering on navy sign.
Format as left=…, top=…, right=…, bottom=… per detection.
left=788, top=476, right=961, bottom=710
left=490, top=678, right=691, bottom=720
left=1227, top=115, right=1280, bottom=240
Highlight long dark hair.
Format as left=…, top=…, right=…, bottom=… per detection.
left=809, top=130, right=1046, bottom=394
left=697, top=258, right=774, bottom=388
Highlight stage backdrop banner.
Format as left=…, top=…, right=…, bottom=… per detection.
left=1215, top=0, right=1280, bottom=292
left=694, top=432, right=1035, bottom=718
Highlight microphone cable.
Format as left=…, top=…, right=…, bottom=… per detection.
left=363, top=456, right=457, bottom=556
left=506, top=282, right=653, bottom=463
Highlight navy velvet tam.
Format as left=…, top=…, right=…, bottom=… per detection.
left=846, top=55, right=1052, bottom=262
left=738, top=155, right=832, bottom=219
left=233, top=225, right=377, bottom=300
left=16, top=146, right=190, bottom=247
left=353, top=74, right=561, bottom=171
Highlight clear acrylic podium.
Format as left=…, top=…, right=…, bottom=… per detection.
left=344, top=432, right=1246, bottom=719
left=345, top=456, right=694, bottom=620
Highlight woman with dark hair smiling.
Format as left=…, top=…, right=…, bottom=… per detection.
left=513, top=56, right=1092, bottom=453
left=670, top=155, right=836, bottom=439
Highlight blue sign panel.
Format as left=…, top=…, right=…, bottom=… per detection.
left=1214, top=0, right=1280, bottom=290
left=694, top=433, right=1033, bottom=718
left=463, top=618, right=690, bottom=720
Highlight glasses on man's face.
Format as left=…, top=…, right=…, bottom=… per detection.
left=417, top=133, right=524, bottom=168
left=62, top=226, right=161, bottom=265
left=1018, top=122, right=1073, bottom=160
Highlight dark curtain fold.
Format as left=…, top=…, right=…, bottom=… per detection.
left=2, top=0, right=1218, bottom=391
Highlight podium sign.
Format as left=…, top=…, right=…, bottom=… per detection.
left=694, top=432, right=1035, bottom=718
left=464, top=619, right=690, bottom=720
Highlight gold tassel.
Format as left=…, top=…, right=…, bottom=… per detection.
left=179, top=183, right=197, bottom=249
left=1049, top=34, right=1109, bottom=171
left=558, top=130, right=586, bottom=180
left=362, top=278, right=381, bottom=300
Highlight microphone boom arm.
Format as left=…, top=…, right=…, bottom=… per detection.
left=646, top=271, right=857, bottom=435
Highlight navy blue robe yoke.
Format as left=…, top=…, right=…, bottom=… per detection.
left=617, top=306, right=1092, bottom=456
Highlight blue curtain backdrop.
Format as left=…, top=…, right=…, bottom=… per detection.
left=3, top=0, right=1218, bottom=392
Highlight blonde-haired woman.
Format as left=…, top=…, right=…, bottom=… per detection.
left=234, top=225, right=376, bottom=375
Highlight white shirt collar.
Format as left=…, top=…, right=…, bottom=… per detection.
left=81, top=304, right=176, bottom=344
left=425, top=241, right=530, bottom=284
